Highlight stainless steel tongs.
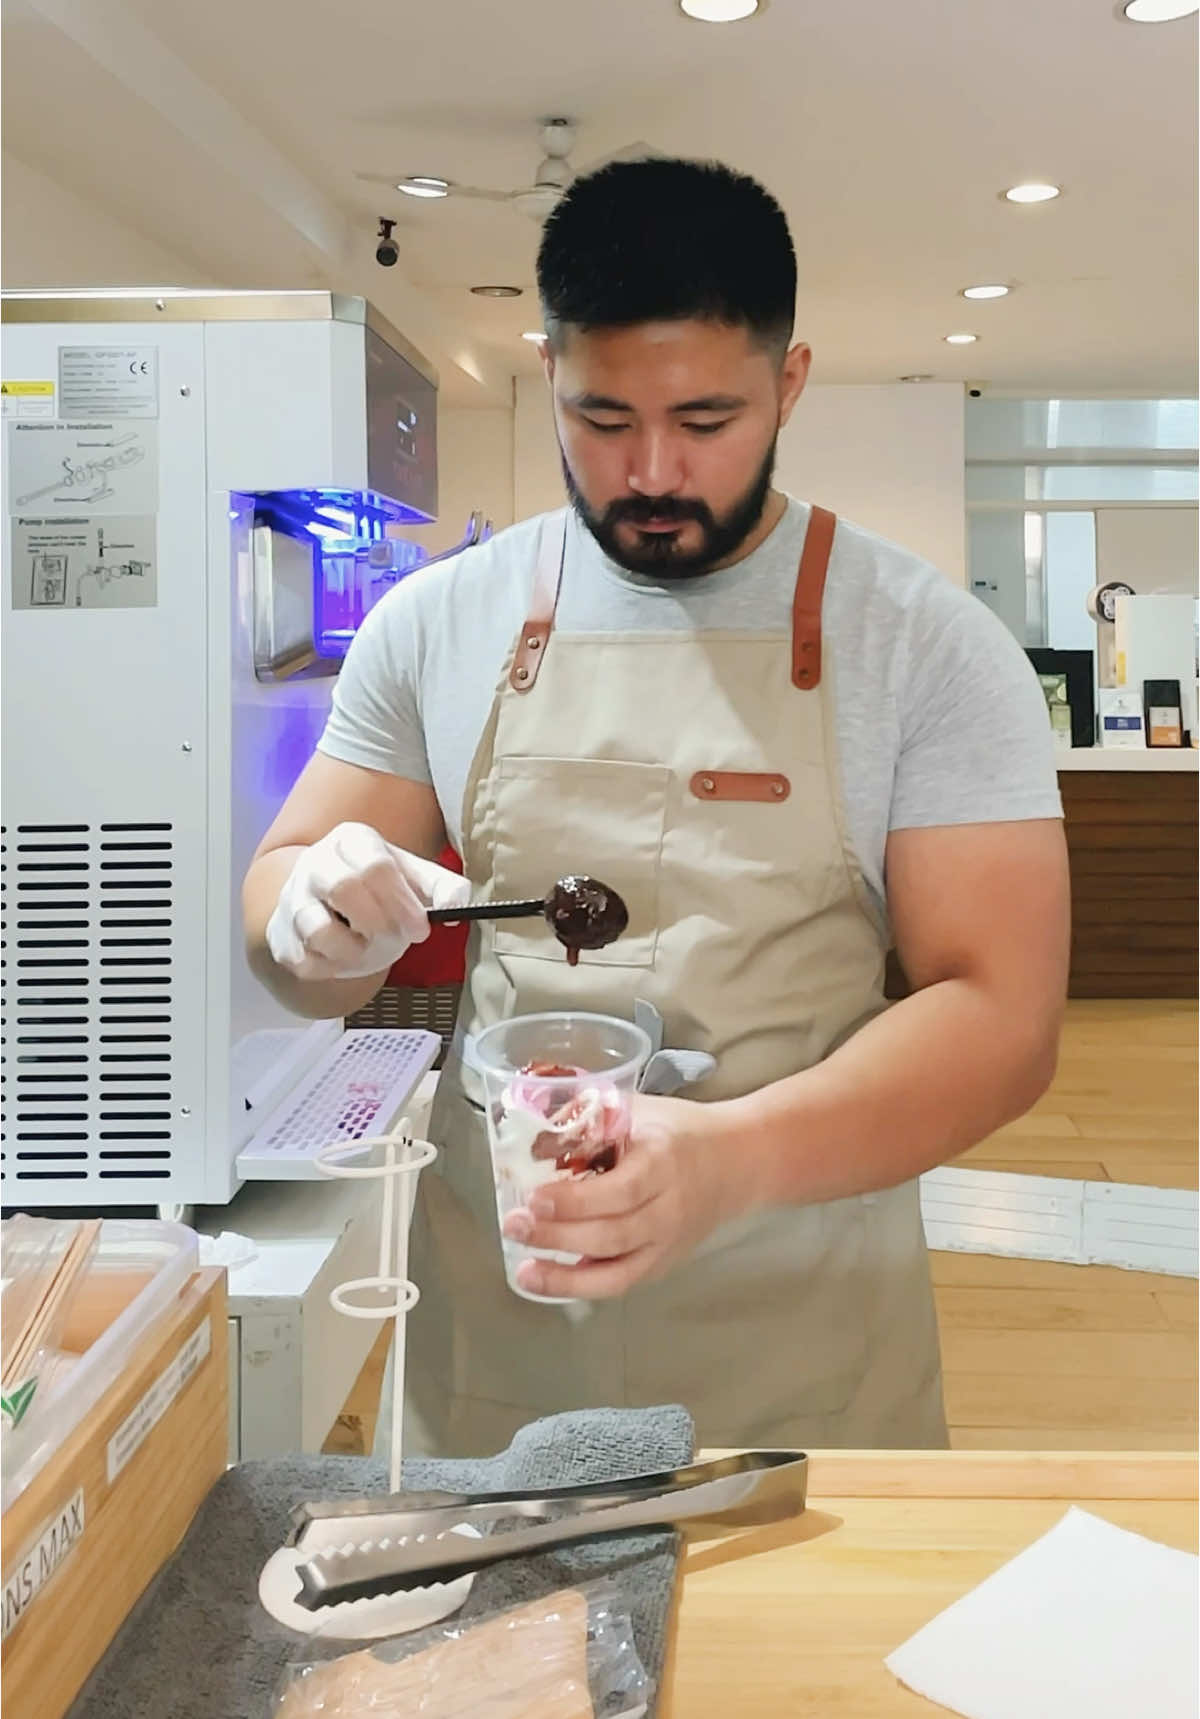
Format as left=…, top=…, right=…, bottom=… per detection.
left=287, top=1449, right=807, bottom=1610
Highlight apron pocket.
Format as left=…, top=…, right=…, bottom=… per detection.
left=490, top=756, right=670, bottom=970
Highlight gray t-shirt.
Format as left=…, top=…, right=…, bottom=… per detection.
left=318, top=499, right=1062, bottom=933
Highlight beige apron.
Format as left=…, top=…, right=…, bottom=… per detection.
left=406, top=504, right=947, bottom=1457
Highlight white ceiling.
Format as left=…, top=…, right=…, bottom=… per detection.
left=2, top=0, right=1196, bottom=405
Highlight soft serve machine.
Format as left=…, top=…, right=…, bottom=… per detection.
left=1, top=290, right=486, bottom=1209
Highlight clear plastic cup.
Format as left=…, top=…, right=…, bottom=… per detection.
left=472, top=1012, right=652, bottom=1304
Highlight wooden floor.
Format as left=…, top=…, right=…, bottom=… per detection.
left=935, top=1250, right=1196, bottom=1451
left=954, top=999, right=1197, bottom=1190
left=937, top=999, right=1197, bottom=1451
left=330, top=1002, right=1198, bottom=1457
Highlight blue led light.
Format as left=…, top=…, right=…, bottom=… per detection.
left=256, top=486, right=435, bottom=530
left=253, top=487, right=431, bottom=660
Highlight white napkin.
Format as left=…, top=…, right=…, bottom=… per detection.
left=197, top=1230, right=258, bottom=1269
left=885, top=1506, right=1199, bottom=1719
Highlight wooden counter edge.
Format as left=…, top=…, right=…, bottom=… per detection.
left=698, top=1447, right=1197, bottom=1500
left=801, top=1448, right=1199, bottom=1500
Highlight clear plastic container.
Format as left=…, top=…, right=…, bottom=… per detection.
left=1, top=1219, right=198, bottom=1510
left=473, top=1013, right=652, bottom=1304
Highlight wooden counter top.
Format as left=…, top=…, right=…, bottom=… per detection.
left=665, top=1450, right=1198, bottom=1716
left=1057, top=749, right=1198, bottom=771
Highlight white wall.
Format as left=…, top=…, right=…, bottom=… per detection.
left=1097, top=506, right=1199, bottom=598
left=1045, top=512, right=1100, bottom=651
left=513, top=376, right=967, bottom=582
left=395, top=406, right=514, bottom=558
left=513, top=373, right=564, bottom=521
left=776, top=384, right=965, bottom=582
left=2, top=152, right=214, bottom=287
left=969, top=513, right=1030, bottom=643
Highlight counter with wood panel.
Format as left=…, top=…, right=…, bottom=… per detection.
left=884, top=756, right=1197, bottom=1002
left=1058, top=761, right=1197, bottom=997
left=663, top=1450, right=1198, bottom=1717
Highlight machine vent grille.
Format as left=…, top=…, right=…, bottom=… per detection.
left=347, top=985, right=461, bottom=1066
left=2, top=823, right=177, bottom=1186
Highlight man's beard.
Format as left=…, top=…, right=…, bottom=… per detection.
left=562, top=439, right=777, bottom=579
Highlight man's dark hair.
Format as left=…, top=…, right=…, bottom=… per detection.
left=536, top=157, right=796, bottom=359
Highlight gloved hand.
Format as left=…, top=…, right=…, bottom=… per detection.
left=265, top=822, right=472, bottom=982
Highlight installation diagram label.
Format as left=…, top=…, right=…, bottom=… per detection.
left=6, top=419, right=158, bottom=516
left=59, top=345, right=158, bottom=417
left=12, top=515, right=157, bottom=610
left=1, top=380, right=56, bottom=420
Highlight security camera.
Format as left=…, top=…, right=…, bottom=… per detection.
left=965, top=382, right=985, bottom=398
left=375, top=217, right=399, bottom=268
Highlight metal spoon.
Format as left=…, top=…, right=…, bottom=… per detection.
left=428, top=874, right=629, bottom=964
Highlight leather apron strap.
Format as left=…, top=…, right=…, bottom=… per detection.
left=792, top=503, right=836, bottom=690
left=510, top=515, right=567, bottom=692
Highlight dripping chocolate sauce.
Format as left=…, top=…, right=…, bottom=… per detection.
left=543, top=875, right=629, bottom=965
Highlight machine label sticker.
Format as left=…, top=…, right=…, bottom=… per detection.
left=11, top=515, right=157, bottom=610
left=2, top=1487, right=86, bottom=1641
left=6, top=418, right=158, bottom=516
left=1, top=379, right=56, bottom=419
left=59, top=345, right=158, bottom=417
left=106, top=1317, right=211, bottom=1483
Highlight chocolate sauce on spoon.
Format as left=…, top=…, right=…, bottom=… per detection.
left=427, top=874, right=629, bottom=963
left=543, top=875, right=630, bottom=965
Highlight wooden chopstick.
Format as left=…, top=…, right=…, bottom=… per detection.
left=5, top=1219, right=102, bottom=1383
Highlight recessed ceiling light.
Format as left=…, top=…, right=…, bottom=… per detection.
left=521, top=331, right=547, bottom=342
left=679, top=0, right=759, bottom=18
left=398, top=176, right=450, bottom=199
left=1003, top=182, right=1061, bottom=204
left=1122, top=0, right=1197, bottom=19
left=961, top=283, right=1011, bottom=300
left=470, top=284, right=523, bottom=298
left=900, top=374, right=935, bottom=383
left=944, top=333, right=979, bottom=345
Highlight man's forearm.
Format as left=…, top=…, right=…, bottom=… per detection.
left=242, top=846, right=387, bottom=1021
left=723, top=979, right=1061, bottom=1210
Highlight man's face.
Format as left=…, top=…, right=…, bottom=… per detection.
left=546, top=319, right=810, bottom=578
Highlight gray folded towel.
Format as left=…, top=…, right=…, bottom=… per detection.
left=66, top=1403, right=695, bottom=1719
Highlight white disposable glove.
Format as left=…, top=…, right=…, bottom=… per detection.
left=265, top=822, right=472, bottom=982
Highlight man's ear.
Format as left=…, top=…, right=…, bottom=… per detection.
left=778, top=342, right=812, bottom=427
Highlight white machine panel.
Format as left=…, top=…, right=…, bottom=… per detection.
left=3, top=321, right=211, bottom=1203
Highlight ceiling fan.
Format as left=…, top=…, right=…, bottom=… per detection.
left=355, top=119, right=662, bottom=222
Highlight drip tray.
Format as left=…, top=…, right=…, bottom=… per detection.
left=236, top=1028, right=440, bottom=1181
